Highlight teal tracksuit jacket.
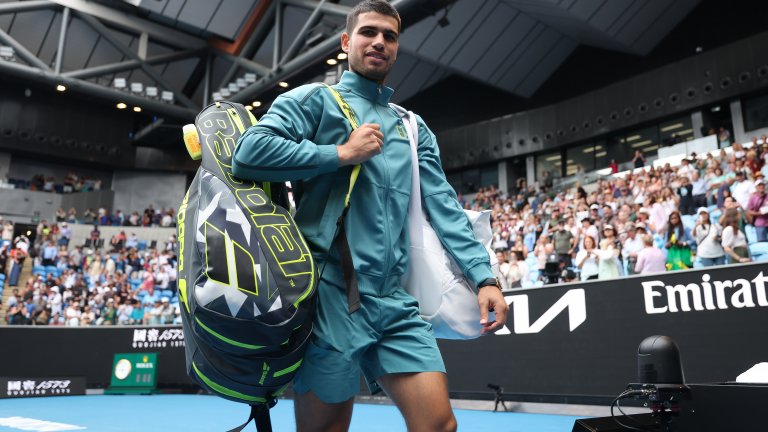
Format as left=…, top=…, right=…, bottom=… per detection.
left=232, top=71, right=493, bottom=297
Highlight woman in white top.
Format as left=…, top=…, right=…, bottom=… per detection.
left=721, top=215, right=751, bottom=264
left=692, top=207, right=725, bottom=266
left=575, top=235, right=599, bottom=281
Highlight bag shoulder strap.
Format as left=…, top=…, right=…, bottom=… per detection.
left=322, top=83, right=361, bottom=313
left=390, top=103, right=424, bottom=248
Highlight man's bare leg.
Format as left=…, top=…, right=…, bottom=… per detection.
left=294, top=391, right=354, bottom=432
left=377, top=372, right=457, bottom=432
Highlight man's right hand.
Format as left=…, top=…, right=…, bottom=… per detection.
left=337, top=123, right=383, bottom=166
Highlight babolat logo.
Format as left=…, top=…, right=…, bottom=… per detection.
left=497, top=289, right=587, bottom=335
left=642, top=272, right=768, bottom=314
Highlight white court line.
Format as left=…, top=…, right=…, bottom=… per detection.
left=0, top=417, right=86, bottom=431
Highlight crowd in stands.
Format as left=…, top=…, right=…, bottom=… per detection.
left=52, top=205, right=177, bottom=228
left=7, top=171, right=103, bottom=193
left=475, top=137, right=768, bottom=290
left=2, top=217, right=179, bottom=326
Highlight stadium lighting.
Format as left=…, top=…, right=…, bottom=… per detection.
left=145, top=86, right=158, bottom=98
left=244, top=73, right=257, bottom=83
left=56, top=84, right=66, bottom=92
left=337, top=52, right=348, bottom=60
left=116, top=102, right=127, bottom=109
left=113, top=78, right=127, bottom=89
left=133, top=106, right=142, bottom=113
left=130, top=82, right=143, bottom=94
left=660, top=123, right=684, bottom=132
left=161, top=91, right=174, bottom=103
left=327, top=58, right=338, bottom=66
left=278, top=81, right=289, bottom=88
left=252, top=101, right=262, bottom=107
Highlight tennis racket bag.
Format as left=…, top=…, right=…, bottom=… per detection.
left=177, top=101, right=317, bottom=432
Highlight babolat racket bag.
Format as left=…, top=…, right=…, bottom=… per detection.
left=177, top=101, right=317, bottom=432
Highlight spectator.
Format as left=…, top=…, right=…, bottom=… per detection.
left=665, top=211, right=694, bottom=270
left=746, top=179, right=768, bottom=242
left=692, top=207, right=725, bottom=267
left=552, top=220, right=575, bottom=267
left=721, top=213, right=751, bottom=264
left=58, top=222, right=72, bottom=247
left=632, top=150, right=646, bottom=168
left=575, top=235, right=599, bottom=281
left=634, top=235, right=667, bottom=274
left=622, top=223, right=645, bottom=275
left=597, top=227, right=621, bottom=279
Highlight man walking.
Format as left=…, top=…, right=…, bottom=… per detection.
left=232, top=2, right=508, bottom=431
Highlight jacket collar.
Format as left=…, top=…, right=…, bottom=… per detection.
left=338, top=70, right=394, bottom=106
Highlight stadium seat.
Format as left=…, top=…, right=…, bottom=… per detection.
left=137, top=240, right=147, bottom=251
left=749, top=242, right=768, bottom=259
left=32, top=266, right=46, bottom=276
left=681, top=214, right=695, bottom=230
left=756, top=254, right=768, bottom=262
left=0, top=273, right=6, bottom=281
left=160, top=289, right=173, bottom=299
left=745, top=225, right=758, bottom=244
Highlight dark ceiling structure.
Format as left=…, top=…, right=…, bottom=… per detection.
left=0, top=0, right=766, bottom=150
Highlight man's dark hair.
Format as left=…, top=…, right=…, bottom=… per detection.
left=346, top=0, right=401, bottom=34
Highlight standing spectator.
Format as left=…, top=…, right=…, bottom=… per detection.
left=746, top=179, right=768, bottom=242
left=597, top=232, right=621, bottom=279
left=718, top=127, right=731, bottom=148
left=552, top=220, right=574, bottom=267
left=601, top=225, right=623, bottom=275
left=634, top=235, right=667, bottom=274
left=690, top=171, right=709, bottom=209
left=731, top=171, right=755, bottom=211
left=721, top=214, right=751, bottom=264
left=609, top=159, right=619, bottom=174
left=58, top=222, right=72, bottom=247
left=575, top=236, right=599, bottom=281
left=665, top=211, right=694, bottom=270
left=632, top=150, right=646, bottom=168
left=677, top=176, right=695, bottom=215
left=622, top=223, right=645, bottom=275
left=692, top=208, right=725, bottom=267
left=41, top=241, right=58, bottom=266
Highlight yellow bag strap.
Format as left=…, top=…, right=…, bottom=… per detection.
left=323, top=84, right=360, bottom=208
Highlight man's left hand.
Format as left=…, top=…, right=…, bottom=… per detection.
left=478, top=286, right=509, bottom=335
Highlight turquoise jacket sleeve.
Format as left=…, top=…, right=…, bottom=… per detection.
left=414, top=114, right=494, bottom=290
left=232, top=89, right=340, bottom=182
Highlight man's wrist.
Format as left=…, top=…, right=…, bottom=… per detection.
left=477, top=277, right=502, bottom=292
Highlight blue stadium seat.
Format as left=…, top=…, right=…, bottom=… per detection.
left=0, top=273, right=6, bottom=281
left=749, top=242, right=768, bottom=259
left=745, top=225, right=758, bottom=244
left=160, top=289, right=173, bottom=299
left=137, top=240, right=147, bottom=251
left=681, top=214, right=695, bottom=230
left=32, top=266, right=46, bottom=276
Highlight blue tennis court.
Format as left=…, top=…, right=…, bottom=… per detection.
left=0, top=395, right=585, bottom=432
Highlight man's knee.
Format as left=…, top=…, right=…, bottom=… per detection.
left=416, top=412, right=457, bottom=432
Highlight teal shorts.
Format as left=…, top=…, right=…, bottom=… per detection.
left=292, top=272, right=445, bottom=403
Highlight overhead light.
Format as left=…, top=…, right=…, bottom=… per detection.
left=56, top=84, right=66, bottom=92
left=631, top=139, right=653, bottom=148
left=228, top=83, right=239, bottom=92
left=545, top=155, right=561, bottom=161
left=595, top=151, right=607, bottom=157
left=161, top=91, right=174, bottom=103
left=660, top=122, right=683, bottom=132
left=130, top=82, right=143, bottom=93
left=711, top=106, right=721, bottom=112
left=116, top=102, right=127, bottom=109
left=677, top=128, right=693, bottom=136
left=246, top=105, right=253, bottom=111
left=278, top=81, right=289, bottom=88
left=212, top=92, right=223, bottom=101
left=244, top=73, right=257, bottom=83
left=626, top=134, right=641, bottom=142
left=133, top=106, right=142, bottom=113
left=236, top=78, right=247, bottom=89
left=337, top=53, right=347, bottom=60
left=0, top=46, right=15, bottom=60
left=252, top=101, right=262, bottom=107
left=145, top=86, right=158, bottom=98
left=220, top=88, right=231, bottom=97
left=113, top=77, right=126, bottom=89
left=646, top=145, right=659, bottom=151
left=582, top=147, right=595, bottom=153
left=327, top=58, right=338, bottom=66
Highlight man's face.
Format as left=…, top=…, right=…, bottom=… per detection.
left=341, top=12, right=399, bottom=83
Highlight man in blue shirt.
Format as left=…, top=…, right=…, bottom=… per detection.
left=233, top=1, right=508, bottom=431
